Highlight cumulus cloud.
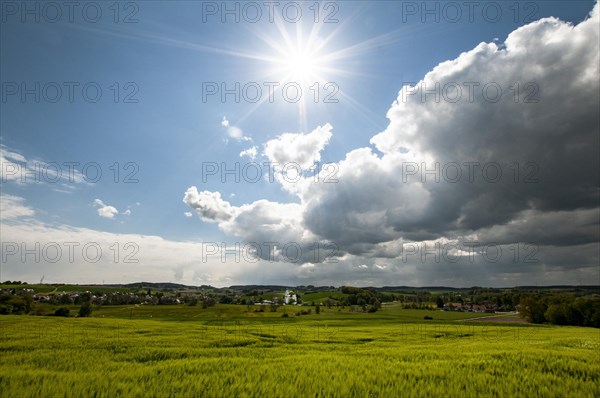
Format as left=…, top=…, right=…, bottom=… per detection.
left=264, top=123, right=332, bottom=170
left=259, top=124, right=335, bottom=195
left=363, top=6, right=599, bottom=241
left=94, top=199, right=119, bottom=219
left=302, top=148, right=432, bottom=253
left=302, top=3, right=599, bottom=255
left=240, top=146, right=258, bottom=160
left=474, top=208, right=600, bottom=247
left=183, top=187, right=236, bottom=222
left=182, top=187, right=332, bottom=263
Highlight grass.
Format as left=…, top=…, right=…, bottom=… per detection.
left=1, top=304, right=598, bottom=397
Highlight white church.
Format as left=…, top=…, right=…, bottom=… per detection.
left=283, top=289, right=297, bottom=305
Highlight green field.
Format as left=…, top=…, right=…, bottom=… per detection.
left=1, top=304, right=598, bottom=397
left=89, top=303, right=498, bottom=322
left=301, top=291, right=349, bottom=302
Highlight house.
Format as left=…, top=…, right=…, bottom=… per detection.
left=443, top=302, right=464, bottom=311
left=472, top=304, right=496, bottom=313
left=34, top=294, right=50, bottom=301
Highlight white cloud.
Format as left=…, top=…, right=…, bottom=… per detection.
left=1, top=144, right=26, bottom=164
left=1, top=145, right=88, bottom=186
left=123, top=209, right=132, bottom=216
left=227, top=126, right=243, bottom=140
left=184, top=212, right=193, bottom=217
left=94, top=199, right=119, bottom=219
left=264, top=123, right=332, bottom=170
left=221, top=117, right=251, bottom=142
left=183, top=187, right=236, bottom=222
left=0, top=194, right=35, bottom=219
left=182, top=187, right=331, bottom=263
left=0, top=197, right=335, bottom=286
left=220, top=200, right=308, bottom=246
left=0, top=219, right=242, bottom=286
left=239, top=146, right=258, bottom=160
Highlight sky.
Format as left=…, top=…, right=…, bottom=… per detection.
left=1, top=0, right=598, bottom=287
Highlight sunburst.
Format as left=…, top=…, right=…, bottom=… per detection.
left=256, top=19, right=334, bottom=87
left=206, top=10, right=415, bottom=130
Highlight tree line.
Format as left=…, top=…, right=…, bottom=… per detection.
left=519, top=294, right=600, bottom=327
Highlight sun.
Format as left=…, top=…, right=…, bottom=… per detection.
left=253, top=22, right=333, bottom=87
left=272, top=42, right=326, bottom=86
left=286, top=50, right=317, bottom=82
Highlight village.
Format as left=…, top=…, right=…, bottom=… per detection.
left=1, top=284, right=510, bottom=314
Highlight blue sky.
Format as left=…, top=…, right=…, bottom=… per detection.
left=1, top=1, right=599, bottom=286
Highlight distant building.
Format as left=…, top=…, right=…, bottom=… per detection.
left=284, top=289, right=297, bottom=305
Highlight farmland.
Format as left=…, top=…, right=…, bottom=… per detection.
left=1, top=304, right=599, bottom=397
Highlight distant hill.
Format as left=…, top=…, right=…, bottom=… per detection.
left=2, top=281, right=598, bottom=292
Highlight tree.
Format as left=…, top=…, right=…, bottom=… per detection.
left=187, top=297, right=198, bottom=306
left=58, top=294, right=73, bottom=305
left=202, top=297, right=216, bottom=308
left=315, top=304, right=321, bottom=314
left=502, top=295, right=515, bottom=311
left=371, top=299, right=381, bottom=309
left=5, top=295, right=34, bottom=314
left=0, top=305, right=13, bottom=314
left=436, top=296, right=444, bottom=308
left=544, top=304, right=568, bottom=325
left=21, top=293, right=35, bottom=313
left=324, top=298, right=335, bottom=308
left=519, top=296, right=546, bottom=324
left=78, top=301, right=92, bottom=317
left=245, top=298, right=254, bottom=312
left=54, top=307, right=70, bottom=317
